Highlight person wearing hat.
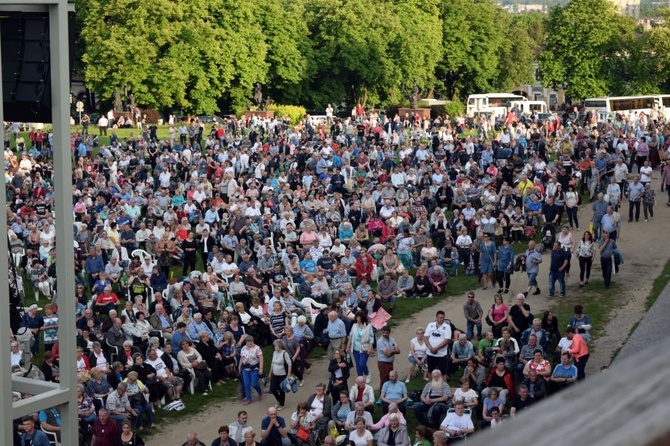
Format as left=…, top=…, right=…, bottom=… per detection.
left=377, top=326, right=400, bottom=391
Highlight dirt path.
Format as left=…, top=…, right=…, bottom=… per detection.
left=151, top=176, right=670, bottom=444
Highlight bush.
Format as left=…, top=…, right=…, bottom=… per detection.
left=143, top=109, right=162, bottom=124
left=443, top=99, right=465, bottom=119
left=267, top=104, right=306, bottom=125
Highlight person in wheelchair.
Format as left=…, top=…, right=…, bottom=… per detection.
left=439, top=401, right=474, bottom=440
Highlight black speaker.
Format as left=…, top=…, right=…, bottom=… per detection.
left=1, top=11, right=75, bottom=123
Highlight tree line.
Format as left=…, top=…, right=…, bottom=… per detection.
left=74, top=0, right=670, bottom=115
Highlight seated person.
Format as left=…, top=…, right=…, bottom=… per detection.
left=439, top=401, right=474, bottom=439
left=369, top=402, right=407, bottom=432
left=480, top=387, right=506, bottom=428
left=344, top=402, right=373, bottom=435
left=449, top=334, right=475, bottom=375
left=452, top=378, right=479, bottom=411
left=549, top=352, right=578, bottom=394
left=379, top=371, right=408, bottom=414
left=412, top=370, right=452, bottom=428
left=517, top=334, right=545, bottom=376
left=521, top=369, right=548, bottom=401
left=377, top=273, right=398, bottom=314
left=510, top=384, right=534, bottom=416
left=427, top=261, right=448, bottom=294
left=94, top=285, right=120, bottom=315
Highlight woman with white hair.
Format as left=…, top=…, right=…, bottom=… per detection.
left=376, top=413, right=410, bottom=446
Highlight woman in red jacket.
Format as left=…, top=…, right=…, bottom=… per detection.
left=482, top=356, right=515, bottom=402
left=355, top=248, right=375, bottom=282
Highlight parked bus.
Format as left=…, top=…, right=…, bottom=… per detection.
left=466, top=93, right=527, bottom=118
left=511, top=100, right=547, bottom=115
left=583, top=95, right=662, bottom=117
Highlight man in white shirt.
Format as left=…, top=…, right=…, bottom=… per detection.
left=98, top=116, right=109, bottom=136
left=440, top=401, right=474, bottom=438
left=424, top=310, right=452, bottom=376
left=10, top=341, right=24, bottom=367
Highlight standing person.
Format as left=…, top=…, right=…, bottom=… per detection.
left=590, top=193, right=608, bottom=240
left=495, top=237, right=514, bottom=294
left=424, top=311, right=452, bottom=377
left=377, top=326, right=400, bottom=391
left=566, top=326, right=590, bottom=381
left=238, top=335, right=264, bottom=405
left=577, top=231, right=595, bottom=287
left=347, top=312, right=374, bottom=381
left=463, top=291, right=483, bottom=341
left=598, top=231, right=616, bottom=289
left=564, top=184, right=580, bottom=230
left=485, top=294, right=509, bottom=339
left=325, top=311, right=347, bottom=361
left=662, top=161, right=670, bottom=205
left=547, top=241, right=569, bottom=298
left=120, top=420, right=145, bottom=446
left=269, top=340, right=291, bottom=411
left=643, top=183, right=656, bottom=222
left=210, top=426, right=237, bottom=446
left=478, top=233, right=497, bottom=290
left=507, top=294, right=532, bottom=343
left=627, top=175, right=645, bottom=223
left=91, top=408, right=121, bottom=446
left=524, top=241, right=542, bottom=296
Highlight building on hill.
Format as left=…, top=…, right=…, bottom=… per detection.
left=610, top=0, right=640, bottom=18
left=510, top=64, right=566, bottom=112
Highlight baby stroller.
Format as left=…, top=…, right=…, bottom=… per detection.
left=540, top=226, right=556, bottom=254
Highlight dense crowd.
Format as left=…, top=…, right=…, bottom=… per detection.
left=5, top=103, right=663, bottom=445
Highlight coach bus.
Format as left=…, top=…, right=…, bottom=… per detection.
left=583, top=95, right=662, bottom=117
left=466, top=93, right=527, bottom=118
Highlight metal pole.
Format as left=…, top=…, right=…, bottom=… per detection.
left=0, top=17, right=17, bottom=446
left=49, top=1, right=78, bottom=444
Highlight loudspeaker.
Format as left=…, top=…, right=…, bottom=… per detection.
left=1, top=12, right=75, bottom=123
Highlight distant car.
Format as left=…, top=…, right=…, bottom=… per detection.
left=197, top=115, right=223, bottom=124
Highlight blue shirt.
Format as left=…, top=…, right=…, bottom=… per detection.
left=381, top=380, right=407, bottom=401
left=551, top=364, right=578, bottom=379
left=377, top=336, right=398, bottom=363
left=300, top=259, right=316, bottom=273
left=326, top=318, right=347, bottom=339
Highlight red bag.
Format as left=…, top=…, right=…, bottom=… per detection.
left=296, top=425, right=310, bottom=442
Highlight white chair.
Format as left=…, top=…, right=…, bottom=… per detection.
left=131, top=248, right=156, bottom=264
left=12, top=248, right=25, bottom=269
left=105, top=338, right=120, bottom=363
left=300, top=298, right=327, bottom=325
left=40, top=427, right=60, bottom=446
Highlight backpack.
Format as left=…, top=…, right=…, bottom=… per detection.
left=163, top=400, right=185, bottom=411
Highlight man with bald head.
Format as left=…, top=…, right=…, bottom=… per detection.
left=325, top=310, right=347, bottom=361
left=149, top=303, right=174, bottom=340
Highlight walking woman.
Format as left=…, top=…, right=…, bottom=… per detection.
left=556, top=226, right=576, bottom=276
left=565, top=185, right=580, bottom=230
left=478, top=233, right=497, bottom=290
left=576, top=231, right=595, bottom=287
left=495, top=237, right=514, bottom=294
left=347, top=312, right=374, bottom=379
left=269, top=340, right=291, bottom=411
left=598, top=231, right=616, bottom=289
left=238, top=335, right=264, bottom=404
left=282, top=325, right=304, bottom=386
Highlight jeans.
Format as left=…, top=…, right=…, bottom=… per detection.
left=548, top=270, right=566, bottom=296
left=353, top=350, right=370, bottom=377
left=439, top=259, right=459, bottom=277
left=270, top=373, right=286, bottom=406
left=575, top=353, right=589, bottom=381
left=242, top=368, right=263, bottom=402
left=592, top=216, right=603, bottom=240
left=466, top=320, right=482, bottom=340
left=578, top=256, right=592, bottom=282
left=601, top=256, right=613, bottom=288
left=628, top=200, right=641, bottom=221
left=566, top=206, right=579, bottom=229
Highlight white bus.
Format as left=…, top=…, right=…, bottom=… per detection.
left=466, top=93, right=527, bottom=118
left=511, top=100, right=547, bottom=115
left=583, top=95, right=662, bottom=117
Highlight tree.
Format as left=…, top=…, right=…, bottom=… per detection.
left=76, top=0, right=267, bottom=114
left=303, top=0, right=442, bottom=109
left=539, top=0, right=636, bottom=100
left=435, top=0, right=523, bottom=100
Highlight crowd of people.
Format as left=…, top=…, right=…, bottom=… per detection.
left=4, top=102, right=661, bottom=445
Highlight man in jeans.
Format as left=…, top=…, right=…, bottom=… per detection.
left=462, top=291, right=483, bottom=341
left=547, top=241, right=569, bottom=298
left=627, top=175, right=645, bottom=223
left=524, top=240, right=543, bottom=296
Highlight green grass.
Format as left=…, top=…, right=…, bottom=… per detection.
left=645, top=256, right=670, bottom=310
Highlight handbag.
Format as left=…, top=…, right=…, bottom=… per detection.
left=196, top=361, right=208, bottom=370
left=485, top=305, right=495, bottom=326
left=296, top=425, right=311, bottom=442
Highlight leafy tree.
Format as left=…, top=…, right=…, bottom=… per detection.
left=539, top=0, right=636, bottom=99
left=435, top=0, right=517, bottom=100
left=76, top=0, right=267, bottom=114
